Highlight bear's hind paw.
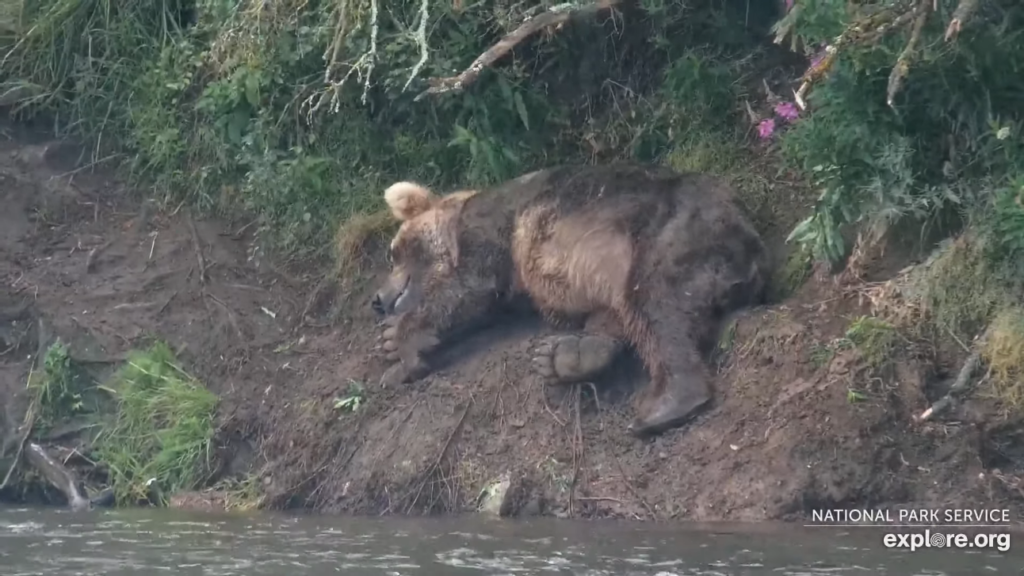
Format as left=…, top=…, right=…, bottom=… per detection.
left=530, top=333, right=622, bottom=385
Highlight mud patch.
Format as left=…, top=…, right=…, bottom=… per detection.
left=1, top=124, right=1023, bottom=522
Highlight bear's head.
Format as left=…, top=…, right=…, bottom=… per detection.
left=371, top=181, right=477, bottom=317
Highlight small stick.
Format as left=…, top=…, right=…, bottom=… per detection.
left=85, top=240, right=114, bottom=273
left=186, top=214, right=207, bottom=284
left=157, top=291, right=178, bottom=316
left=405, top=398, right=473, bottom=514
left=148, top=231, right=158, bottom=261
left=0, top=379, right=36, bottom=490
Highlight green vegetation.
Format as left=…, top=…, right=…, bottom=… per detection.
left=19, top=340, right=219, bottom=507
left=333, top=380, right=366, bottom=414
left=28, top=339, right=95, bottom=429
left=3, top=2, right=1024, bottom=407
left=843, top=315, right=898, bottom=369
left=94, top=342, right=218, bottom=506
left=0, top=0, right=788, bottom=259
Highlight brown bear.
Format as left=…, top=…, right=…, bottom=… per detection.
left=371, top=163, right=770, bottom=437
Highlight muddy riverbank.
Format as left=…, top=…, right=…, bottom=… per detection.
left=2, top=124, right=1023, bottom=523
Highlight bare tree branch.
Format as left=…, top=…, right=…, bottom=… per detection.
left=886, top=0, right=932, bottom=108
left=944, top=0, right=980, bottom=42
left=414, top=0, right=622, bottom=102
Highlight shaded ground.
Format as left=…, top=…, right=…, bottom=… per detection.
left=2, top=123, right=1023, bottom=522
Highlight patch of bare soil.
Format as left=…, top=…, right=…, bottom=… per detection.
left=2, top=125, right=1023, bottom=522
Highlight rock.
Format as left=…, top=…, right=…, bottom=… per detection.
left=477, top=471, right=512, bottom=517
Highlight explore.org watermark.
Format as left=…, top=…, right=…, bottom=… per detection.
left=881, top=529, right=1011, bottom=553
left=805, top=508, right=1014, bottom=553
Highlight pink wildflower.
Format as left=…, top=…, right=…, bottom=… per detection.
left=774, top=101, right=800, bottom=122
left=757, top=118, right=776, bottom=140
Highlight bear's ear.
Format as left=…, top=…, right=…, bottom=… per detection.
left=384, top=182, right=435, bottom=221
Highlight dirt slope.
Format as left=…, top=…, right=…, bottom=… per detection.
left=2, top=126, right=1023, bottom=522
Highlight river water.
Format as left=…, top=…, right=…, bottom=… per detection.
left=0, top=506, right=1018, bottom=575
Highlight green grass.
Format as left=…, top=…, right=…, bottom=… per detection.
left=92, top=341, right=218, bottom=506
left=844, top=316, right=898, bottom=369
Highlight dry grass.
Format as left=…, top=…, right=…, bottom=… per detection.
left=333, top=208, right=396, bottom=280
left=981, top=306, right=1024, bottom=412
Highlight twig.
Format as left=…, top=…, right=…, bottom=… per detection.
left=85, top=240, right=114, bottom=273
left=568, top=385, right=584, bottom=517
left=490, top=358, right=510, bottom=423
left=52, top=153, right=122, bottom=179
left=612, top=453, right=655, bottom=519
left=186, top=213, right=207, bottom=285
left=405, top=397, right=473, bottom=514
left=402, top=0, right=431, bottom=92
left=415, top=0, right=622, bottom=101
left=0, top=394, right=35, bottom=491
left=576, top=496, right=624, bottom=505
left=204, top=292, right=246, bottom=341
left=157, top=291, right=178, bottom=316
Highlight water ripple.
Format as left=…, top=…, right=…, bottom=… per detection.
left=0, top=508, right=1017, bottom=575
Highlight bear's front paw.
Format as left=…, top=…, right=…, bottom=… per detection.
left=380, top=362, right=412, bottom=388
left=530, top=333, right=622, bottom=385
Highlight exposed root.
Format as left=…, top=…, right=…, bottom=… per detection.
left=414, top=0, right=623, bottom=101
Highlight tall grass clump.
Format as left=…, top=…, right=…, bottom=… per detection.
left=94, top=342, right=218, bottom=506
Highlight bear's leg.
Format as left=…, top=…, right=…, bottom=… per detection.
left=530, top=310, right=625, bottom=385
left=624, top=289, right=714, bottom=437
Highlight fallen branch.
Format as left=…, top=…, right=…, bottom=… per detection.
left=414, top=0, right=622, bottom=102
left=886, top=0, right=932, bottom=108
left=916, top=334, right=986, bottom=422
left=793, top=0, right=928, bottom=110
left=23, top=442, right=91, bottom=511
